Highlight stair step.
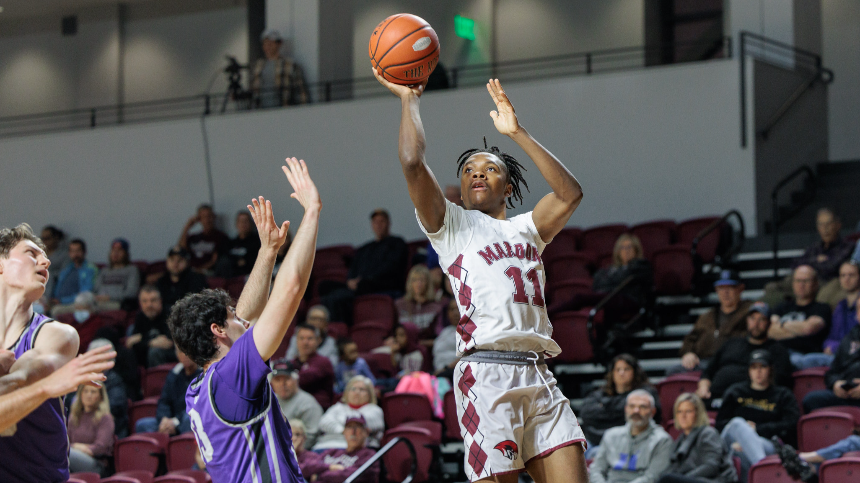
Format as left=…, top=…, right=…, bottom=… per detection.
left=639, top=358, right=682, bottom=372
left=641, top=340, right=683, bottom=351
left=740, top=268, right=792, bottom=279
left=736, top=249, right=805, bottom=261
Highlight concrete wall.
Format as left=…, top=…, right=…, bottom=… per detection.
left=822, top=0, right=860, bottom=161
left=0, top=60, right=755, bottom=263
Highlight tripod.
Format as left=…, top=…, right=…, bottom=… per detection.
left=221, top=57, right=251, bottom=113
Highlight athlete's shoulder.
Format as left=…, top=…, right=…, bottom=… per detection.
left=33, top=321, right=79, bottom=354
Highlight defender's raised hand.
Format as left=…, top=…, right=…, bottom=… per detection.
left=373, top=67, right=428, bottom=100
left=487, top=79, right=520, bottom=136
left=281, top=158, right=321, bottom=211
left=247, top=197, right=290, bottom=252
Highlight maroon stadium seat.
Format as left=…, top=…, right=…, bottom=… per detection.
left=677, top=216, right=722, bottom=263
left=544, top=253, right=593, bottom=285
left=129, top=397, right=159, bottom=432
left=167, top=433, right=199, bottom=471
left=314, top=244, right=354, bottom=271
left=542, top=228, right=580, bottom=263
left=400, top=420, right=443, bottom=445
left=168, top=470, right=211, bottom=483
left=548, top=310, right=593, bottom=363
left=153, top=476, right=196, bottom=483
left=581, top=224, right=628, bottom=258
left=206, top=277, right=226, bottom=290
left=382, top=426, right=435, bottom=483
left=327, top=321, right=349, bottom=340
left=70, top=472, right=101, bottom=483
left=630, top=220, right=676, bottom=260
left=143, top=364, right=175, bottom=398
left=793, top=367, right=827, bottom=411
left=819, top=457, right=860, bottom=483
left=226, top=277, right=245, bottom=300
left=812, top=405, right=860, bottom=427
left=655, top=375, right=699, bottom=417
left=68, top=479, right=88, bottom=483
left=382, top=392, right=435, bottom=428
left=350, top=322, right=391, bottom=353
left=748, top=455, right=795, bottom=483
left=443, top=390, right=463, bottom=441
left=798, top=411, right=855, bottom=452
left=114, top=434, right=164, bottom=473
left=113, top=471, right=154, bottom=483
left=652, top=246, right=695, bottom=295
left=361, top=351, right=396, bottom=379
left=546, top=277, right=592, bottom=307
left=353, top=294, right=397, bottom=328
left=100, top=477, right=143, bottom=483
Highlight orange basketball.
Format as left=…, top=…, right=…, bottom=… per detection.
left=369, top=14, right=440, bottom=85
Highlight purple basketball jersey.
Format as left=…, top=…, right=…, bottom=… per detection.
left=186, top=326, right=305, bottom=483
left=0, top=313, right=70, bottom=483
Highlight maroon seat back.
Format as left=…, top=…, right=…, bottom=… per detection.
left=382, top=392, right=435, bottom=428
left=353, top=294, right=397, bottom=329
left=544, top=254, right=593, bottom=285
left=70, top=472, right=101, bottom=483
left=314, top=244, right=354, bottom=271
left=129, top=397, right=159, bottom=432
left=350, top=322, right=391, bottom=353
left=168, top=470, right=211, bottom=483
left=114, top=434, right=164, bottom=473
left=748, top=456, right=797, bottom=483
left=677, top=216, right=722, bottom=263
left=443, top=390, right=462, bottom=441
left=545, top=278, right=592, bottom=307
left=143, top=364, right=175, bottom=398
left=812, top=405, right=860, bottom=427
left=114, top=471, right=155, bottom=483
left=652, top=246, right=695, bottom=295
left=581, top=224, right=628, bottom=258
left=549, top=310, right=594, bottom=363
left=655, top=375, right=699, bottom=417
left=382, top=426, right=435, bottom=483
left=630, top=220, right=676, bottom=260
left=399, top=420, right=443, bottom=445
left=153, top=476, right=196, bottom=483
left=327, top=321, right=349, bottom=340
left=361, top=351, right=396, bottom=379
left=798, top=411, right=855, bottom=452
left=793, top=368, right=827, bottom=410
left=819, top=457, right=860, bottom=483
left=167, top=433, right=199, bottom=471
left=542, top=228, right=580, bottom=263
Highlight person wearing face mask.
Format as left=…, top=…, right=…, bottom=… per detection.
left=588, top=389, right=672, bottom=483
left=64, top=292, right=109, bottom=354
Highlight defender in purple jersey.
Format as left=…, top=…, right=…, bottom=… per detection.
left=169, top=158, right=321, bottom=483
left=0, top=224, right=90, bottom=483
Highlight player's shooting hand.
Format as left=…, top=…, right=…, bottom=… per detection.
left=0, top=349, right=15, bottom=376
left=248, top=196, right=290, bottom=253
left=487, top=79, right=520, bottom=136
left=282, top=158, right=322, bottom=212
left=37, top=345, right=115, bottom=398
left=372, top=68, right=427, bottom=99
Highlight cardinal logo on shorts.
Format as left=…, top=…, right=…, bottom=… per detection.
left=494, top=440, right=519, bottom=461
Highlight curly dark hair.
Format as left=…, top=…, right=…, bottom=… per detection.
left=168, top=289, right=232, bottom=367
left=602, top=353, right=651, bottom=396
left=456, top=137, right=529, bottom=209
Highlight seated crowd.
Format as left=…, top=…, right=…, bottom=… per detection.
left=48, top=203, right=860, bottom=482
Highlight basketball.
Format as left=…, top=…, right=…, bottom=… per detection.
left=369, top=14, right=440, bottom=85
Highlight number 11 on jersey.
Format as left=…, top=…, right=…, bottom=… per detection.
left=505, top=266, right=545, bottom=307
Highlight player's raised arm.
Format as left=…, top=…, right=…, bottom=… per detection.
left=252, top=158, right=320, bottom=361
left=486, top=79, right=583, bottom=242
left=373, top=68, right=446, bottom=233
left=235, top=196, right=290, bottom=323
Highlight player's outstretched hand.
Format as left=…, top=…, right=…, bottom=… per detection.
left=39, top=345, right=116, bottom=398
left=0, top=350, right=15, bottom=376
left=487, top=79, right=521, bottom=136
left=281, top=158, right=321, bottom=212
left=248, top=196, right=290, bottom=253
left=373, top=67, right=428, bottom=100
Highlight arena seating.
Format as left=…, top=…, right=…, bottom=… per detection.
left=381, top=392, right=435, bottom=428
left=820, top=457, right=860, bottom=483
left=748, top=455, right=796, bottom=483
left=798, top=411, right=855, bottom=452
left=143, top=364, right=175, bottom=399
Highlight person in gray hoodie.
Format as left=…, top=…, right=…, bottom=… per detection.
left=590, top=389, right=673, bottom=483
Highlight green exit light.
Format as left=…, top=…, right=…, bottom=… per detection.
left=455, top=15, right=475, bottom=40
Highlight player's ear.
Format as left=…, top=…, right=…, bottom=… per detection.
left=210, top=322, right=227, bottom=339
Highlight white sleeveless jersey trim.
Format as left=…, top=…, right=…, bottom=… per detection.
left=416, top=200, right=561, bottom=357
left=203, top=361, right=273, bottom=429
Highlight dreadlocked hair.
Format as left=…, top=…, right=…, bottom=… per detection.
left=456, top=137, right=529, bottom=209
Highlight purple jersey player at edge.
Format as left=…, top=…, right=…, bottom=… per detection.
left=0, top=224, right=84, bottom=483
left=169, top=158, right=321, bottom=483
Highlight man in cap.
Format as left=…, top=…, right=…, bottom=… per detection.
left=673, top=269, right=753, bottom=374
left=251, top=29, right=308, bottom=108
left=270, top=358, right=323, bottom=447
left=155, top=246, right=207, bottom=312
left=301, top=415, right=380, bottom=483
left=716, top=349, right=800, bottom=482
left=696, top=302, right=793, bottom=402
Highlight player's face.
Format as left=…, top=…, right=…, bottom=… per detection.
left=749, top=363, right=770, bottom=388
left=460, top=153, right=512, bottom=213
left=675, top=401, right=697, bottom=433
left=224, top=307, right=250, bottom=343
left=0, top=240, right=50, bottom=300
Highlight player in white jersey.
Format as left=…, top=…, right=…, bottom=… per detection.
left=374, top=70, right=587, bottom=483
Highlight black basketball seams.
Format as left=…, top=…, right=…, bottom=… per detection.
left=370, top=14, right=402, bottom=61
left=381, top=45, right=438, bottom=71
left=375, top=24, right=433, bottom=68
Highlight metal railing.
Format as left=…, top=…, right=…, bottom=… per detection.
left=770, top=166, right=816, bottom=280
left=343, top=436, right=416, bottom=483
left=0, top=37, right=730, bottom=139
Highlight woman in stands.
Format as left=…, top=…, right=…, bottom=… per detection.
left=579, top=354, right=660, bottom=457
left=395, top=265, right=446, bottom=345
left=658, top=393, right=737, bottom=483
left=67, top=384, right=115, bottom=475
left=93, top=238, right=140, bottom=311
left=371, top=322, right=425, bottom=392
left=313, top=375, right=384, bottom=451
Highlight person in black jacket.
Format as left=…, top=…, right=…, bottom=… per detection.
left=578, top=353, right=660, bottom=457
left=802, top=306, right=860, bottom=412
left=717, top=350, right=800, bottom=482
left=155, top=246, right=207, bottom=313
left=126, top=285, right=176, bottom=368
left=658, top=393, right=737, bottom=483
left=696, top=302, right=792, bottom=402
left=133, top=348, right=202, bottom=435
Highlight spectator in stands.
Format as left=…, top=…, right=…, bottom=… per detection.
left=334, top=338, right=376, bottom=394
left=87, top=338, right=129, bottom=437
left=290, top=419, right=320, bottom=475
left=251, top=29, right=309, bottom=108
left=93, top=238, right=139, bottom=311
left=286, top=305, right=338, bottom=367
left=433, top=299, right=461, bottom=379
left=134, top=348, right=201, bottom=435
left=657, top=393, right=737, bottom=483
left=589, top=389, right=672, bottom=483
left=303, top=415, right=379, bottom=483
left=672, top=270, right=753, bottom=375
left=716, top=350, right=800, bottom=482
left=774, top=434, right=860, bottom=482
left=178, top=204, right=229, bottom=273
left=321, top=209, right=408, bottom=322
left=223, top=210, right=260, bottom=277
left=270, top=359, right=323, bottom=448
left=819, top=261, right=860, bottom=358
left=67, top=384, right=114, bottom=475
left=95, top=326, right=141, bottom=401
left=696, top=302, right=792, bottom=402
left=769, top=265, right=831, bottom=369
left=39, top=225, right=68, bottom=311
left=291, top=324, right=335, bottom=409
left=764, top=208, right=854, bottom=308
left=50, top=238, right=98, bottom=316
left=127, top=285, right=176, bottom=368
left=155, top=246, right=207, bottom=312
left=592, top=233, right=653, bottom=307
left=395, top=265, right=445, bottom=344
left=802, top=301, right=860, bottom=412
left=372, top=322, right=424, bottom=392
left=579, top=354, right=660, bottom=457
left=64, top=292, right=111, bottom=353
left=314, top=376, right=384, bottom=451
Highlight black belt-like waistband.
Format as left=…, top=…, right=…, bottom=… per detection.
left=460, top=350, right=546, bottom=365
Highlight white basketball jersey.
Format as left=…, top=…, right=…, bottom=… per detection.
left=417, top=200, right=561, bottom=357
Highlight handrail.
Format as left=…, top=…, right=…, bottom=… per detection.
left=0, top=37, right=730, bottom=139
left=770, top=166, right=816, bottom=280
left=343, top=436, right=416, bottom=483
left=586, top=275, right=643, bottom=362
left=690, top=209, right=746, bottom=263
